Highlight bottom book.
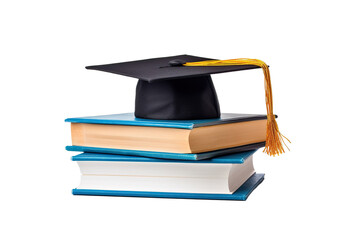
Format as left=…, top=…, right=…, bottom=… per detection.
left=73, top=173, right=264, bottom=201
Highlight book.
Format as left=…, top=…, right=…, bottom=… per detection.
left=72, top=173, right=265, bottom=201
left=66, top=112, right=267, bottom=154
left=73, top=151, right=257, bottom=194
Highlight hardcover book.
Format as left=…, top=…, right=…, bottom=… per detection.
left=72, top=151, right=264, bottom=200
left=66, top=113, right=267, bottom=159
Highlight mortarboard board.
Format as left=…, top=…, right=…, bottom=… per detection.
left=86, top=54, right=289, bottom=156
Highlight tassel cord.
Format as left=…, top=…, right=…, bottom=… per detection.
left=184, top=58, right=290, bottom=156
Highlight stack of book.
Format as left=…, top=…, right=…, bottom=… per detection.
left=66, top=112, right=267, bottom=200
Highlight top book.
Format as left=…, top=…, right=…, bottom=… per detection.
left=66, top=113, right=267, bottom=158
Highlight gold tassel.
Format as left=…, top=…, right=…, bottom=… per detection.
left=184, top=58, right=290, bottom=156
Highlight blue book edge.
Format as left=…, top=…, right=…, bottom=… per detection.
left=72, top=173, right=264, bottom=201
left=66, top=142, right=265, bottom=160
left=65, top=113, right=268, bottom=129
left=71, top=150, right=257, bottom=164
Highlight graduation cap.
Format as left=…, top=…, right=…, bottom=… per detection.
left=86, top=54, right=289, bottom=156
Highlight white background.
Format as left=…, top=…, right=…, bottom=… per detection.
left=1, top=0, right=359, bottom=239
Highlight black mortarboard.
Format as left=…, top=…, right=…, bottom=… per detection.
left=86, top=55, right=261, bottom=120
left=86, top=54, right=289, bottom=156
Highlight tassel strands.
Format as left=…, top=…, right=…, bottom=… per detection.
left=184, top=58, right=290, bottom=156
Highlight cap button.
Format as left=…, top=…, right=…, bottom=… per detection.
left=168, top=59, right=186, bottom=67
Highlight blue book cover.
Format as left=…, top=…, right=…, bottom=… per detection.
left=72, top=173, right=264, bottom=201
left=66, top=142, right=265, bottom=160
left=65, top=112, right=267, bottom=129
left=72, top=149, right=257, bottom=164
